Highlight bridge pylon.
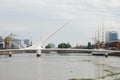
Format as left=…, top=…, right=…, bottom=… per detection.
left=36, top=49, right=41, bottom=57
left=8, top=52, right=12, bottom=57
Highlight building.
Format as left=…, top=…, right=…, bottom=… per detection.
left=5, top=37, right=29, bottom=49
left=5, top=37, right=11, bottom=49
left=0, top=36, right=4, bottom=49
left=106, top=40, right=120, bottom=50
left=24, top=39, right=30, bottom=47
left=10, top=38, right=22, bottom=49
left=106, top=31, right=118, bottom=43
left=4, top=33, right=32, bottom=49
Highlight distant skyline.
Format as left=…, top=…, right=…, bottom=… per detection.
left=0, top=0, right=120, bottom=46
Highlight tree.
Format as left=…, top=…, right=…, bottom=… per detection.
left=67, top=42, right=71, bottom=48
left=45, top=44, right=51, bottom=48
left=87, top=42, right=92, bottom=49
left=45, top=43, right=55, bottom=48
left=58, top=43, right=71, bottom=48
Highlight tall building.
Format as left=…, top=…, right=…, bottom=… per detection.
left=5, top=37, right=10, bottom=49
left=106, top=31, right=118, bottom=43
left=0, top=36, right=4, bottom=49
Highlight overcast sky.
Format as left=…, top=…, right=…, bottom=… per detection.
left=0, top=0, right=120, bottom=46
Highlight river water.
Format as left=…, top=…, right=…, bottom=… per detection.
left=0, top=53, right=120, bottom=80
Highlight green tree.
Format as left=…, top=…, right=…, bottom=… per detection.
left=45, top=44, right=51, bottom=48
left=67, top=42, right=71, bottom=48
left=58, top=43, right=71, bottom=48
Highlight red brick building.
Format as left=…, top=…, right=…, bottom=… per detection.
left=106, top=40, right=120, bottom=50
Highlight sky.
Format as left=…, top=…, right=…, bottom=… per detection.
left=0, top=0, right=120, bottom=46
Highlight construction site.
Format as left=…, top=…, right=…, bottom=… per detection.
left=0, top=33, right=32, bottom=49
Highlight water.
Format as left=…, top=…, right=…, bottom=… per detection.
left=0, top=53, right=120, bottom=80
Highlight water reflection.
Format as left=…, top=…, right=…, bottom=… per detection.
left=0, top=53, right=120, bottom=80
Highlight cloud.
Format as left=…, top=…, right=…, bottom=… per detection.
left=0, top=0, right=120, bottom=45
left=1, top=0, right=120, bottom=20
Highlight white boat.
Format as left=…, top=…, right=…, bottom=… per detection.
left=91, top=49, right=106, bottom=56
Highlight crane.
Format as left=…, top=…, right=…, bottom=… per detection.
left=5, top=33, right=27, bottom=49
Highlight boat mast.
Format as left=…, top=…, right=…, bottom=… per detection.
left=102, top=23, right=104, bottom=43
left=97, top=25, right=100, bottom=49
left=102, top=23, right=105, bottom=49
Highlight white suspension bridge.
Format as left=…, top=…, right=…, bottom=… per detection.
left=0, top=21, right=120, bottom=57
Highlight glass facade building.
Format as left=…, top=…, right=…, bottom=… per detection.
left=24, top=39, right=30, bottom=47
left=0, top=36, right=4, bottom=49
left=106, top=31, right=118, bottom=43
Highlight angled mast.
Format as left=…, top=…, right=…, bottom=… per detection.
left=41, top=20, right=71, bottom=43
